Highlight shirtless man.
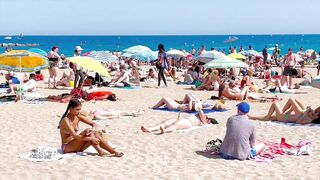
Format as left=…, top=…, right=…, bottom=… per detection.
left=283, top=48, right=297, bottom=89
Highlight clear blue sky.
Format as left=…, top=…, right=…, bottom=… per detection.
left=0, top=0, right=319, bottom=35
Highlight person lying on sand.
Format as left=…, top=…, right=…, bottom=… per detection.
left=152, top=93, right=226, bottom=111
left=58, top=98, right=123, bottom=157
left=218, top=82, right=282, bottom=102
left=141, top=109, right=218, bottom=134
left=249, top=98, right=320, bottom=124
left=81, top=109, right=144, bottom=120
left=47, top=89, right=117, bottom=103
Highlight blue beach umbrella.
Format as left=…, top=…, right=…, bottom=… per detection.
left=123, top=45, right=152, bottom=53
left=122, top=51, right=157, bottom=62
left=27, top=48, right=47, bottom=57
left=85, top=51, right=119, bottom=62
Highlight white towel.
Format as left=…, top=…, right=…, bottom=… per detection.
left=19, top=143, right=118, bottom=162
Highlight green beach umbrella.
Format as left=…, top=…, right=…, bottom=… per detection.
left=204, top=57, right=248, bottom=69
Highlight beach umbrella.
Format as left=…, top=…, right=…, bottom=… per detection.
left=123, top=45, right=152, bottom=53
left=227, top=53, right=246, bottom=60
left=204, top=57, right=248, bottom=69
left=241, top=50, right=260, bottom=57
left=166, top=49, right=187, bottom=58
left=122, top=51, right=157, bottom=62
left=199, top=50, right=226, bottom=59
left=27, top=48, right=47, bottom=57
left=193, top=57, right=213, bottom=63
left=67, top=56, right=110, bottom=77
left=0, top=50, right=48, bottom=72
left=85, top=51, right=119, bottom=62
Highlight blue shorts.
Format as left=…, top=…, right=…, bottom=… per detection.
left=220, top=149, right=257, bottom=160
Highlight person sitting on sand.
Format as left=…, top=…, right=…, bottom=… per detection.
left=56, top=70, right=75, bottom=87
left=58, top=98, right=123, bottom=157
left=240, top=69, right=259, bottom=92
left=7, top=73, right=37, bottom=93
left=194, top=69, right=220, bottom=91
left=109, top=65, right=131, bottom=87
left=141, top=109, right=218, bottom=134
left=130, top=67, right=141, bottom=86
left=5, top=72, right=20, bottom=85
left=81, top=109, right=144, bottom=120
left=220, top=102, right=265, bottom=160
left=145, top=68, right=157, bottom=81
left=249, top=98, right=320, bottom=124
left=152, top=93, right=225, bottom=111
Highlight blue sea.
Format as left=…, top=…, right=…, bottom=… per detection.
left=1, top=35, right=320, bottom=57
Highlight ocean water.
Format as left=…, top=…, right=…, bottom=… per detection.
left=1, top=35, right=320, bottom=57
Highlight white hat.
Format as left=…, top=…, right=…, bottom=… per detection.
left=75, top=46, right=83, bottom=51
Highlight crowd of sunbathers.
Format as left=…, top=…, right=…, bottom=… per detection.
left=2, top=45, right=320, bottom=160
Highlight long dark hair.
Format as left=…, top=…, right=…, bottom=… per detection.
left=58, top=98, right=82, bottom=128
left=218, top=83, right=225, bottom=99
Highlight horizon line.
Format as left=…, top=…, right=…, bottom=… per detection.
left=1, top=33, right=320, bottom=36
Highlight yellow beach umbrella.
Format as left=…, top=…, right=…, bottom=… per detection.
left=0, top=50, right=49, bottom=72
left=67, top=56, right=110, bottom=77
left=227, top=53, right=246, bottom=60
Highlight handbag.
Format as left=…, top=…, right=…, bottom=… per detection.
left=205, top=138, right=222, bottom=153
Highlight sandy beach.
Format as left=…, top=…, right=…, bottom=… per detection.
left=0, top=67, right=319, bottom=180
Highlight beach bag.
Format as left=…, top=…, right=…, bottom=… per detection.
left=155, top=62, right=160, bottom=69
left=205, top=138, right=222, bottom=153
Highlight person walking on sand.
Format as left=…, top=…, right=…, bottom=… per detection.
left=73, top=46, right=86, bottom=89
left=157, top=44, right=169, bottom=87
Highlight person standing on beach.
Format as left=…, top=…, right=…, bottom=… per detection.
left=157, top=44, right=169, bottom=87
left=220, top=102, right=260, bottom=160
left=73, top=46, right=86, bottom=89
left=283, top=48, right=297, bottom=89
left=47, top=46, right=61, bottom=88
left=273, top=45, right=280, bottom=66
left=262, top=46, right=268, bottom=65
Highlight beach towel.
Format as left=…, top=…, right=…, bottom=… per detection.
left=20, top=143, right=118, bottom=162
left=254, top=138, right=312, bottom=162
left=19, top=146, right=76, bottom=162
left=263, top=121, right=320, bottom=127
left=22, top=93, right=48, bottom=104
left=153, top=108, right=227, bottom=114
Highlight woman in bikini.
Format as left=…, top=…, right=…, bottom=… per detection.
left=47, top=46, right=61, bottom=89
left=219, top=81, right=281, bottom=102
left=249, top=98, right=320, bottom=124
left=152, top=93, right=222, bottom=111
left=141, top=109, right=218, bottom=134
left=81, top=109, right=144, bottom=120
left=58, top=98, right=123, bottom=157
left=240, top=69, right=259, bottom=92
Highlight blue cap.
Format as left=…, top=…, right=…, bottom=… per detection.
left=237, top=102, right=250, bottom=113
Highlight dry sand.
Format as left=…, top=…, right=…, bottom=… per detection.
left=0, top=67, right=319, bottom=179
